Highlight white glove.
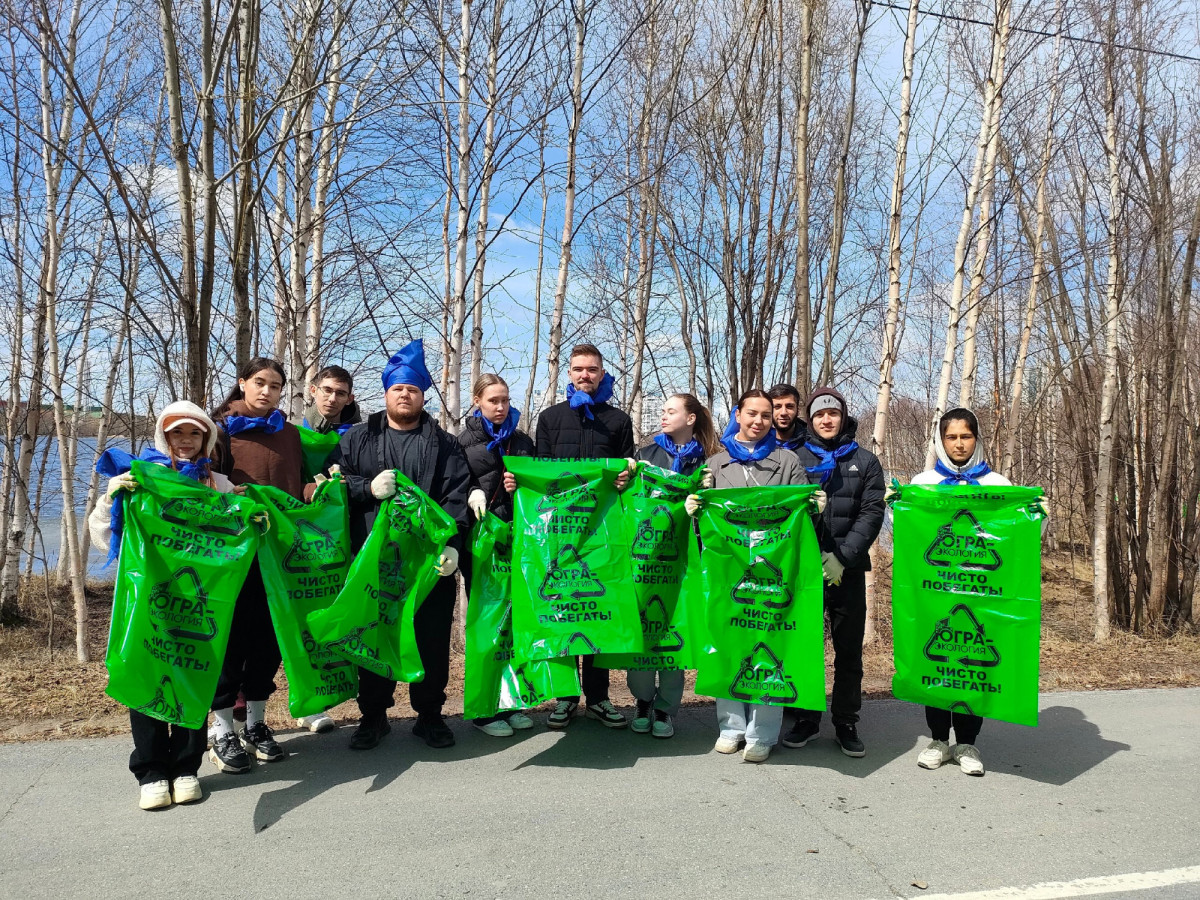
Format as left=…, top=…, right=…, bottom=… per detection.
left=436, top=545, right=459, bottom=576
left=468, top=488, right=487, bottom=520
left=700, top=469, right=716, bottom=489
left=821, top=551, right=845, bottom=586
left=106, top=472, right=137, bottom=498
left=813, top=489, right=827, bottom=514
left=371, top=470, right=397, bottom=500
left=328, top=464, right=342, bottom=477
left=684, top=494, right=702, bottom=517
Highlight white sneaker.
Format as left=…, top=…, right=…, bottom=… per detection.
left=506, top=712, right=534, bottom=730
left=917, top=739, right=952, bottom=770
left=953, top=743, right=985, bottom=776
left=171, top=775, right=202, bottom=804
left=298, top=713, right=336, bottom=734
left=474, top=718, right=515, bottom=737
left=139, top=780, right=172, bottom=810
left=742, top=743, right=772, bottom=763
left=714, top=735, right=743, bottom=754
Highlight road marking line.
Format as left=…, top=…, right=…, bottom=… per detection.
left=879, top=865, right=1200, bottom=899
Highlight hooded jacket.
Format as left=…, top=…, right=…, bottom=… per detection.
left=88, top=401, right=235, bottom=552
left=911, top=407, right=1012, bottom=487
left=458, top=413, right=535, bottom=521
left=303, top=398, right=363, bottom=434
left=535, top=397, right=635, bottom=460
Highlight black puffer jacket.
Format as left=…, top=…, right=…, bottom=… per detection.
left=535, top=399, right=635, bottom=460
left=458, top=414, right=535, bottom=522
left=636, top=441, right=706, bottom=476
left=793, top=416, right=885, bottom=571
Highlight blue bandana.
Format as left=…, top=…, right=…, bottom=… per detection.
left=803, top=439, right=859, bottom=486
left=566, top=373, right=615, bottom=421
left=475, top=407, right=521, bottom=453
left=653, top=433, right=704, bottom=472
left=719, top=411, right=778, bottom=462
left=223, top=408, right=286, bottom=437
left=382, top=339, right=432, bottom=391
left=935, top=458, right=992, bottom=485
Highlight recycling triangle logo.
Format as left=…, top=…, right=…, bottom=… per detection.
left=513, top=663, right=542, bottom=704
left=327, top=622, right=393, bottom=681
left=134, top=674, right=184, bottom=722
left=147, top=566, right=218, bottom=642
left=538, top=544, right=607, bottom=603
left=161, top=493, right=244, bottom=536
left=536, top=472, right=599, bottom=515
left=728, top=641, right=798, bottom=704
left=386, top=493, right=427, bottom=543
left=632, top=505, right=679, bottom=562
left=924, top=509, right=1002, bottom=571
left=560, top=632, right=601, bottom=656
left=723, top=504, right=791, bottom=532
left=642, top=594, right=684, bottom=652
left=301, top=628, right=352, bottom=674
left=731, top=556, right=793, bottom=610
left=922, top=603, right=1001, bottom=668
left=376, top=543, right=406, bottom=626
left=639, top=468, right=690, bottom=502
left=284, top=519, right=347, bottom=573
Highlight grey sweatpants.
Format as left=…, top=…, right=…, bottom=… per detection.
left=626, top=669, right=685, bottom=716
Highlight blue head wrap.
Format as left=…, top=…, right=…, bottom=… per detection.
left=382, top=339, right=433, bottom=392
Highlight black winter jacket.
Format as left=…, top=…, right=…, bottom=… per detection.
left=330, top=410, right=472, bottom=553
left=458, top=414, right=535, bottom=522
left=635, top=441, right=706, bottom=477
left=535, top=399, right=635, bottom=460
left=793, top=416, right=885, bottom=570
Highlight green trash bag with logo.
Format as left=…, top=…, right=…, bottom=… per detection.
left=307, top=471, right=457, bottom=682
left=242, top=477, right=358, bottom=718
left=298, top=426, right=342, bottom=481
left=594, top=464, right=706, bottom=672
left=105, top=461, right=264, bottom=728
left=691, top=484, right=825, bottom=709
left=505, top=456, right=641, bottom=661
left=889, top=484, right=1044, bottom=727
left=463, top=513, right=582, bottom=718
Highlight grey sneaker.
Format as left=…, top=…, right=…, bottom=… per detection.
left=917, top=739, right=952, bottom=770
left=631, top=700, right=652, bottom=734
left=547, top=700, right=578, bottom=729
left=585, top=700, right=628, bottom=728
left=651, top=710, right=674, bottom=739
left=953, top=743, right=985, bottom=776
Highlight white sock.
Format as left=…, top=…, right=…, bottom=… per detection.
left=246, top=699, right=267, bottom=728
left=212, top=708, right=235, bottom=738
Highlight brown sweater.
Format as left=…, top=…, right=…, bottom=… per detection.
left=216, top=400, right=306, bottom=500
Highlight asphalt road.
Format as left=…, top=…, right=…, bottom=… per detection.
left=1, top=688, right=1197, bottom=900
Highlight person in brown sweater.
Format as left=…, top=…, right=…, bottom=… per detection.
left=208, top=357, right=309, bottom=775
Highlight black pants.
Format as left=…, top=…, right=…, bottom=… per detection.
left=926, top=706, right=983, bottom=745
left=798, top=568, right=866, bottom=726
left=557, top=656, right=609, bottom=706
left=128, top=709, right=206, bottom=785
left=358, top=573, right=456, bottom=718
left=212, top=560, right=282, bottom=709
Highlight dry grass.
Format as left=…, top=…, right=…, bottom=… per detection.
left=1, top=554, right=1197, bottom=744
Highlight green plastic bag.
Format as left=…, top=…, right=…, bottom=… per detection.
left=889, top=484, right=1044, bottom=727
left=506, top=457, right=641, bottom=661
left=243, top=477, right=358, bottom=718
left=298, top=426, right=342, bottom=481
left=594, top=464, right=706, bottom=672
left=105, top=461, right=263, bottom=728
left=307, top=471, right=457, bottom=682
left=463, top=513, right=582, bottom=718
left=691, top=484, right=825, bottom=708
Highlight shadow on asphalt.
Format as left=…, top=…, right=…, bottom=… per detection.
left=973, top=705, right=1132, bottom=785
left=512, top=714, right=712, bottom=771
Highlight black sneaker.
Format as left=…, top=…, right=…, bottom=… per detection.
left=782, top=719, right=820, bottom=748
left=547, top=700, right=578, bottom=729
left=585, top=699, right=628, bottom=728
left=349, top=713, right=391, bottom=751
left=412, top=713, right=456, bottom=749
left=835, top=723, right=866, bottom=758
left=209, top=731, right=251, bottom=774
left=240, top=722, right=286, bottom=762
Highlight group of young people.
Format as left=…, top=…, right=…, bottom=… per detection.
left=91, top=340, right=1014, bottom=811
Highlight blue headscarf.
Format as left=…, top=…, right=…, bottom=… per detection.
left=475, top=407, right=521, bottom=453
left=382, top=339, right=433, bottom=391
left=803, top=439, right=859, bottom=486
left=935, top=458, right=992, bottom=485
left=566, top=372, right=615, bottom=421
left=222, top=408, right=286, bottom=437
left=653, top=433, right=704, bottom=472
left=719, top=410, right=778, bottom=463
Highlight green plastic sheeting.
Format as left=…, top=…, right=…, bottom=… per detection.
left=105, top=461, right=263, bottom=728
left=298, top=426, right=341, bottom=481
left=462, top=513, right=582, bottom=718
left=889, top=484, right=1044, bottom=727
left=243, top=477, right=357, bottom=717
left=594, top=464, right=706, bottom=672
left=505, top=457, right=641, bottom=661
left=307, top=471, right=457, bottom=682
left=691, top=484, right=825, bottom=709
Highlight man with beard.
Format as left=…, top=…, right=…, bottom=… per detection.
left=768, top=383, right=807, bottom=452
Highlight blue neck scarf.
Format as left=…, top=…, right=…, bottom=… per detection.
left=566, top=373, right=615, bottom=421
left=935, top=458, right=992, bottom=485
left=475, top=407, right=521, bottom=453
left=720, top=412, right=778, bottom=463
left=223, top=408, right=286, bottom=437
left=653, top=433, right=704, bottom=472
left=94, top=446, right=213, bottom=566
left=804, top=439, right=859, bottom=485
